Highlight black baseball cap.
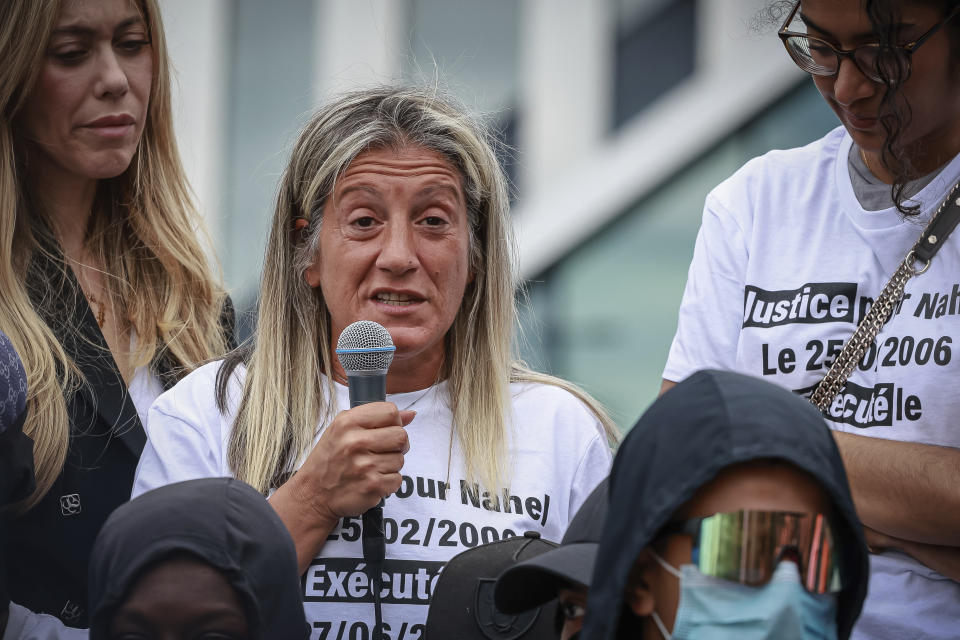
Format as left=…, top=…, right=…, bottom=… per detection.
left=424, top=531, right=559, bottom=640
left=493, top=479, right=607, bottom=615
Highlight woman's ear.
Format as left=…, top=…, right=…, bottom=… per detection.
left=304, top=262, right=322, bottom=288
left=623, top=549, right=657, bottom=617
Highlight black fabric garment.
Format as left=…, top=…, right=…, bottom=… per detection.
left=88, top=477, right=309, bottom=640
left=581, top=370, right=870, bottom=640
left=0, top=329, right=33, bottom=504
left=4, top=248, right=236, bottom=626
left=0, top=330, right=34, bottom=616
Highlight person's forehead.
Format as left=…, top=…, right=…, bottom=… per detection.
left=339, top=146, right=462, bottom=183
left=678, top=460, right=833, bottom=519
left=799, top=0, right=930, bottom=41
left=55, top=0, right=145, bottom=33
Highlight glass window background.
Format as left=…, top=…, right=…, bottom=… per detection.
left=405, top=0, right=521, bottom=183
left=518, top=81, right=837, bottom=430
left=224, top=0, right=315, bottom=326
left=613, top=0, right=696, bottom=129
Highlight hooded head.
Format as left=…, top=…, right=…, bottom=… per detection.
left=581, top=370, right=869, bottom=640
left=88, top=477, right=309, bottom=639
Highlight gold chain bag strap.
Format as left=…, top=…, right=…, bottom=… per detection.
left=810, top=182, right=960, bottom=411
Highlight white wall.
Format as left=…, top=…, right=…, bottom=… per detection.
left=162, top=0, right=229, bottom=245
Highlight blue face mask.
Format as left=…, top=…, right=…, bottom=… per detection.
left=649, top=550, right=838, bottom=640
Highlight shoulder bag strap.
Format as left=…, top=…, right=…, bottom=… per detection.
left=810, top=182, right=960, bottom=411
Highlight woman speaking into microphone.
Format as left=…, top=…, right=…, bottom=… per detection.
left=134, top=87, right=616, bottom=634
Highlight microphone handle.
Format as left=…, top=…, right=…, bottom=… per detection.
left=346, top=371, right=388, bottom=563
left=362, top=499, right=386, bottom=563
left=347, top=372, right=387, bottom=407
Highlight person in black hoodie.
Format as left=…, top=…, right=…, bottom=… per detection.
left=582, top=370, right=870, bottom=640
left=87, top=477, right=309, bottom=640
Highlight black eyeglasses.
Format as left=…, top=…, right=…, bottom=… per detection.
left=778, top=1, right=960, bottom=84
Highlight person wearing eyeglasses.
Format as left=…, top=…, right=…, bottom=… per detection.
left=582, top=370, right=870, bottom=640
left=660, top=2, right=960, bottom=638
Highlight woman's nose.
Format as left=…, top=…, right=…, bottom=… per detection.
left=376, top=223, right=418, bottom=275
left=95, top=48, right=130, bottom=99
left=833, top=56, right=876, bottom=107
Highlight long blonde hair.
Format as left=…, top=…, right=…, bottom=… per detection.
left=220, top=87, right=617, bottom=494
left=0, top=0, right=229, bottom=508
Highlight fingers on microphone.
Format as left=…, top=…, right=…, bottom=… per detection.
left=347, top=402, right=407, bottom=429
left=382, top=472, right=403, bottom=496
left=367, top=426, right=408, bottom=454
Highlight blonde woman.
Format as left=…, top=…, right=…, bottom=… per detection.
left=0, top=0, right=232, bottom=627
left=134, top=87, right=617, bottom=634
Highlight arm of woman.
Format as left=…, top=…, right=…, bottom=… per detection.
left=134, top=369, right=415, bottom=574
left=865, top=527, right=960, bottom=582
left=835, top=433, right=960, bottom=547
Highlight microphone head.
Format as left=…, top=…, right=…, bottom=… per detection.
left=335, top=321, right=396, bottom=374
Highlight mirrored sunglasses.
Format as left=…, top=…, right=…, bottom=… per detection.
left=660, top=510, right=843, bottom=594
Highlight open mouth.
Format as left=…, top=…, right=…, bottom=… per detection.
left=374, top=292, right=423, bottom=306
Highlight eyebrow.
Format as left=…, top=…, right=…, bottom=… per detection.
left=336, top=185, right=382, bottom=202
left=413, top=184, right=463, bottom=204
left=336, top=183, right=463, bottom=204
left=798, top=12, right=912, bottom=41
left=51, top=16, right=145, bottom=38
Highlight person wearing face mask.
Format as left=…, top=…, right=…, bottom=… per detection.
left=582, top=370, right=870, bottom=640
left=661, top=1, right=960, bottom=638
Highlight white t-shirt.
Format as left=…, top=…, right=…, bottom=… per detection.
left=2, top=604, right=87, bottom=640
left=133, top=361, right=611, bottom=639
left=664, top=126, right=960, bottom=640
left=128, top=365, right=164, bottom=428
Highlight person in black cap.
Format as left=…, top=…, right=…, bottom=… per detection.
left=581, top=370, right=870, bottom=640
left=494, top=480, right=608, bottom=639
left=425, top=531, right=560, bottom=640
left=87, top=477, right=308, bottom=640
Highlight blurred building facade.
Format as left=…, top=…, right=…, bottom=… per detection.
left=163, top=0, right=837, bottom=429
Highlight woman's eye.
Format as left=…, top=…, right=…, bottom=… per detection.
left=352, top=216, right=376, bottom=228
left=118, top=39, right=150, bottom=53
left=560, top=602, right=586, bottom=620
left=422, top=215, right=447, bottom=226
left=53, top=49, right=87, bottom=64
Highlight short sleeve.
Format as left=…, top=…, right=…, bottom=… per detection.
left=132, top=364, right=232, bottom=498
left=568, top=433, right=612, bottom=517
left=663, top=193, right=748, bottom=382
left=2, top=603, right=88, bottom=640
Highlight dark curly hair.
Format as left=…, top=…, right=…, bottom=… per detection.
left=865, top=0, right=960, bottom=214
left=762, top=1, right=960, bottom=215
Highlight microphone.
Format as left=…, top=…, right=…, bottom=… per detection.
left=335, top=321, right=396, bottom=634
left=335, top=320, right=396, bottom=407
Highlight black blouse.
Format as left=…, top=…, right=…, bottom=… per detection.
left=4, top=251, right=235, bottom=626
